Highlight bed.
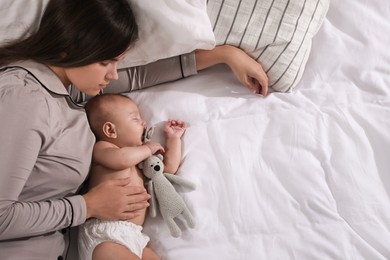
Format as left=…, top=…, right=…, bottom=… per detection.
left=125, top=0, right=390, bottom=259
left=2, top=0, right=390, bottom=259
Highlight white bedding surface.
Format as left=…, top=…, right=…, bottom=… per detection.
left=126, top=0, right=390, bottom=259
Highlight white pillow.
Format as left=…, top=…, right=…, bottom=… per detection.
left=119, top=0, right=216, bottom=68
left=0, top=0, right=215, bottom=68
left=207, top=0, right=329, bottom=92
left=0, top=0, right=49, bottom=42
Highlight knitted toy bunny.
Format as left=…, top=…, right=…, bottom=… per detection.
left=138, top=154, right=196, bottom=237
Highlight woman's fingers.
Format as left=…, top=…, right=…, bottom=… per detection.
left=252, top=77, right=268, bottom=96
left=124, top=187, right=150, bottom=202
left=255, top=71, right=269, bottom=96
left=84, top=178, right=153, bottom=220
left=125, top=203, right=149, bottom=214
left=120, top=210, right=143, bottom=220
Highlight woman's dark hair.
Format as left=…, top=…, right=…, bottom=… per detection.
left=0, top=0, right=138, bottom=67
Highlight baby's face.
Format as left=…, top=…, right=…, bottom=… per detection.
left=114, top=99, right=146, bottom=147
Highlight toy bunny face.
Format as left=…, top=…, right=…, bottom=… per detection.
left=140, top=154, right=164, bottom=179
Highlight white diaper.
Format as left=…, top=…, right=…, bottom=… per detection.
left=78, top=219, right=150, bottom=260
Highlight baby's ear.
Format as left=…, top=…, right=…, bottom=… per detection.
left=102, top=122, right=117, bottom=138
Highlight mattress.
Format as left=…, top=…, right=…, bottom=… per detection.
left=125, top=0, right=390, bottom=259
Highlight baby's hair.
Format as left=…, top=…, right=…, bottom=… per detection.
left=85, top=94, right=133, bottom=140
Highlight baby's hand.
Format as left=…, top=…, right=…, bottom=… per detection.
left=144, top=141, right=165, bottom=155
left=164, top=119, right=187, bottom=139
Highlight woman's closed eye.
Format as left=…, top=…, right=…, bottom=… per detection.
left=99, top=61, right=110, bottom=67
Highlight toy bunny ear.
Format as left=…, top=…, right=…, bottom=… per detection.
left=142, top=126, right=155, bottom=143
left=148, top=181, right=157, bottom=218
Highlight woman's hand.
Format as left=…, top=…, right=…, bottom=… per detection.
left=82, top=178, right=150, bottom=221
left=196, top=45, right=269, bottom=96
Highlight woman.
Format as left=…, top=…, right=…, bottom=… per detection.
left=0, top=0, right=268, bottom=259
left=0, top=1, right=148, bottom=259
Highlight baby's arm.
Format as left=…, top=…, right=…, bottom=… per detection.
left=163, top=119, right=187, bottom=174
left=93, top=141, right=164, bottom=170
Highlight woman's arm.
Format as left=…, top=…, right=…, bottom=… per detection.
left=0, top=101, right=150, bottom=237
left=102, top=45, right=268, bottom=96
left=104, top=52, right=197, bottom=94
left=0, top=86, right=83, bottom=240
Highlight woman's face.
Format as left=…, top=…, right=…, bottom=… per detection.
left=65, top=52, right=127, bottom=96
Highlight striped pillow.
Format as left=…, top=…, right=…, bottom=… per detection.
left=207, top=0, right=329, bottom=92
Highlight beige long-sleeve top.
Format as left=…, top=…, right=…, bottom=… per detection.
left=0, top=53, right=196, bottom=260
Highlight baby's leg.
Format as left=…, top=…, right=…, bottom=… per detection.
left=142, top=247, right=160, bottom=260
left=92, top=242, right=140, bottom=260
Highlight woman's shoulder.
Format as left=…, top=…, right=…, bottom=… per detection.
left=0, top=63, right=53, bottom=126
left=0, top=60, right=68, bottom=97
left=1, top=64, right=31, bottom=81
left=0, top=69, right=52, bottom=138
left=0, top=67, right=49, bottom=106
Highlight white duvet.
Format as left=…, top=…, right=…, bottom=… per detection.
left=127, top=0, right=390, bottom=259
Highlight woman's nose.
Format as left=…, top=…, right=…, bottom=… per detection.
left=106, top=68, right=119, bottom=81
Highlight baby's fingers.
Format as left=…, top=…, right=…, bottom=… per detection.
left=168, top=119, right=187, bottom=129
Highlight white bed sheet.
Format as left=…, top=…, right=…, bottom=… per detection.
left=125, top=0, right=390, bottom=259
